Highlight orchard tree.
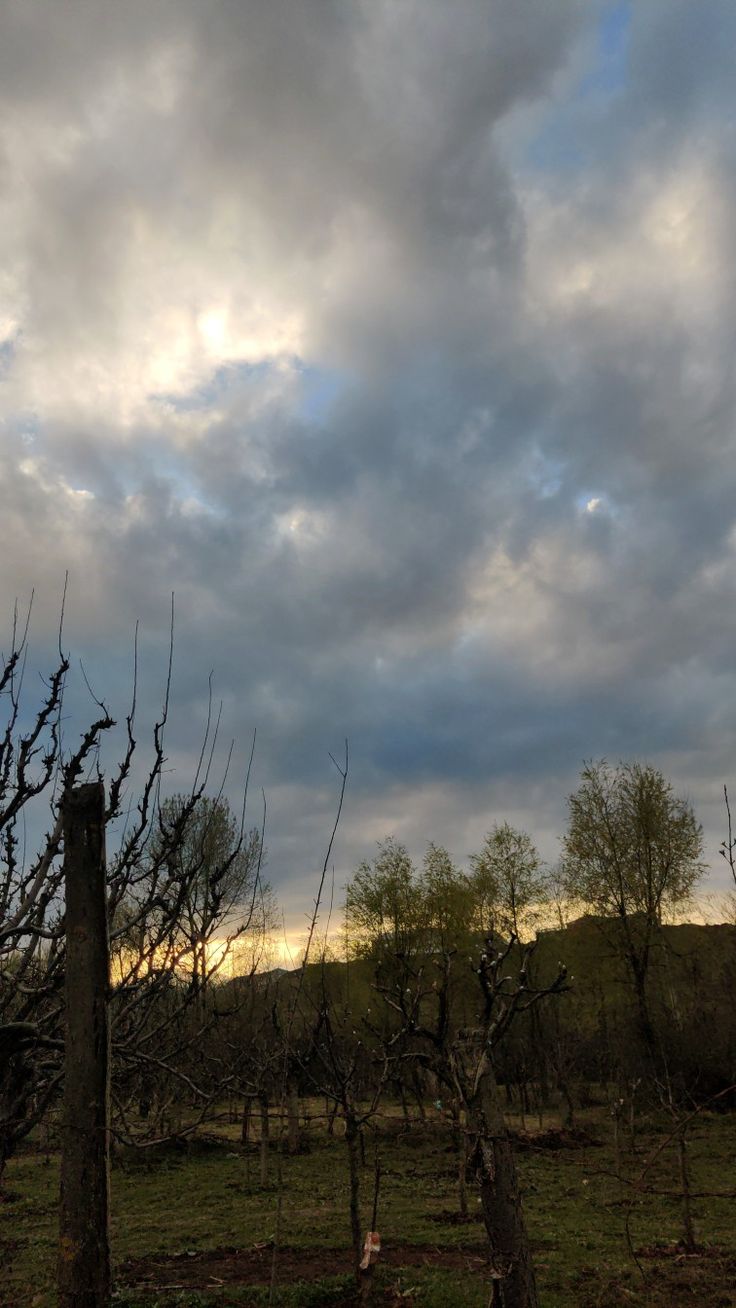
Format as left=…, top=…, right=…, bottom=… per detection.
left=346, top=841, right=474, bottom=1122
left=562, top=760, right=704, bottom=1054
left=0, top=600, right=270, bottom=1171
left=453, top=937, right=567, bottom=1308
left=373, top=914, right=567, bottom=1308
left=470, top=822, right=546, bottom=940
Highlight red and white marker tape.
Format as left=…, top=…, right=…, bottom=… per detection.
left=359, top=1231, right=381, bottom=1270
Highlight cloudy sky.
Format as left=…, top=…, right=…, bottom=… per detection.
left=2, top=0, right=735, bottom=935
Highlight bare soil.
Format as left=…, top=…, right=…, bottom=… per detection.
left=118, top=1239, right=489, bottom=1291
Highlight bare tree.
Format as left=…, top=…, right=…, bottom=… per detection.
left=0, top=604, right=115, bottom=1175
left=453, top=936, right=567, bottom=1308
left=0, top=603, right=270, bottom=1174
left=146, top=794, right=262, bottom=1001
left=304, top=963, right=393, bottom=1282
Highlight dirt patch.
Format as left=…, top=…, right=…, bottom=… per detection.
left=118, top=1241, right=489, bottom=1292
left=573, top=1246, right=736, bottom=1308
left=635, top=1241, right=734, bottom=1262
left=428, top=1209, right=483, bottom=1226
left=511, top=1126, right=600, bottom=1151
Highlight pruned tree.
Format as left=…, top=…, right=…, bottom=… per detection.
left=373, top=944, right=472, bottom=1214
left=303, top=960, right=393, bottom=1282
left=346, top=840, right=476, bottom=1123
left=346, top=830, right=568, bottom=1304
left=0, top=601, right=272, bottom=1174
left=452, top=937, right=568, bottom=1308
left=0, top=605, right=114, bottom=1175
left=372, top=920, right=567, bottom=1307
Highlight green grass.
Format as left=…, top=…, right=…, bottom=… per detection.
left=2, top=1103, right=735, bottom=1307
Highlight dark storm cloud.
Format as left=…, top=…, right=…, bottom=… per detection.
left=1, top=0, right=735, bottom=923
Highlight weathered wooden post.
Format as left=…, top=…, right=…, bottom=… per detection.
left=58, top=781, right=111, bottom=1308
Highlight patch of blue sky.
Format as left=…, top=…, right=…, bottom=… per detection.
left=295, top=363, right=345, bottom=425
left=151, top=360, right=277, bottom=414
left=520, top=1, right=632, bottom=176
left=151, top=357, right=345, bottom=426
left=0, top=336, right=17, bottom=378
left=526, top=446, right=566, bottom=499
left=582, top=0, right=631, bottom=98
left=3, top=409, right=41, bottom=445
left=141, top=444, right=222, bottom=517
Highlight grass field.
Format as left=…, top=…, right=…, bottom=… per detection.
left=2, top=1102, right=735, bottom=1307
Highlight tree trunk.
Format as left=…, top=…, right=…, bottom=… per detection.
left=611, top=1092, right=623, bottom=1187
left=530, top=1005, right=549, bottom=1113
left=558, top=1077, right=575, bottom=1130
left=630, top=962, right=657, bottom=1058
left=627, top=1082, right=639, bottom=1155
left=452, top=1103, right=468, bottom=1220
left=344, top=1114, right=363, bottom=1281
left=259, top=1093, right=270, bottom=1187
left=454, top=1032, right=538, bottom=1308
left=287, top=1079, right=301, bottom=1155
left=241, top=1096, right=251, bottom=1145
left=411, top=1066, right=426, bottom=1121
left=399, top=1081, right=411, bottom=1127
left=517, top=1081, right=526, bottom=1131
left=58, top=782, right=111, bottom=1308
left=677, top=1129, right=697, bottom=1252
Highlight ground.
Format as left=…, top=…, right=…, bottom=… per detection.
left=2, top=1102, right=735, bottom=1307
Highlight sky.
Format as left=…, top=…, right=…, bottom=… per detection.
left=2, top=0, right=736, bottom=942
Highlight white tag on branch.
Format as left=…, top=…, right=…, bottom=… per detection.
left=359, top=1230, right=381, bottom=1270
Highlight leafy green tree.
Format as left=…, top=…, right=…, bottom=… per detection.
left=419, top=843, right=474, bottom=952
left=345, top=837, right=418, bottom=960
left=470, top=822, right=546, bottom=940
left=561, top=761, right=704, bottom=1053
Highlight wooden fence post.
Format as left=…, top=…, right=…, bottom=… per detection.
left=58, top=781, right=111, bottom=1308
